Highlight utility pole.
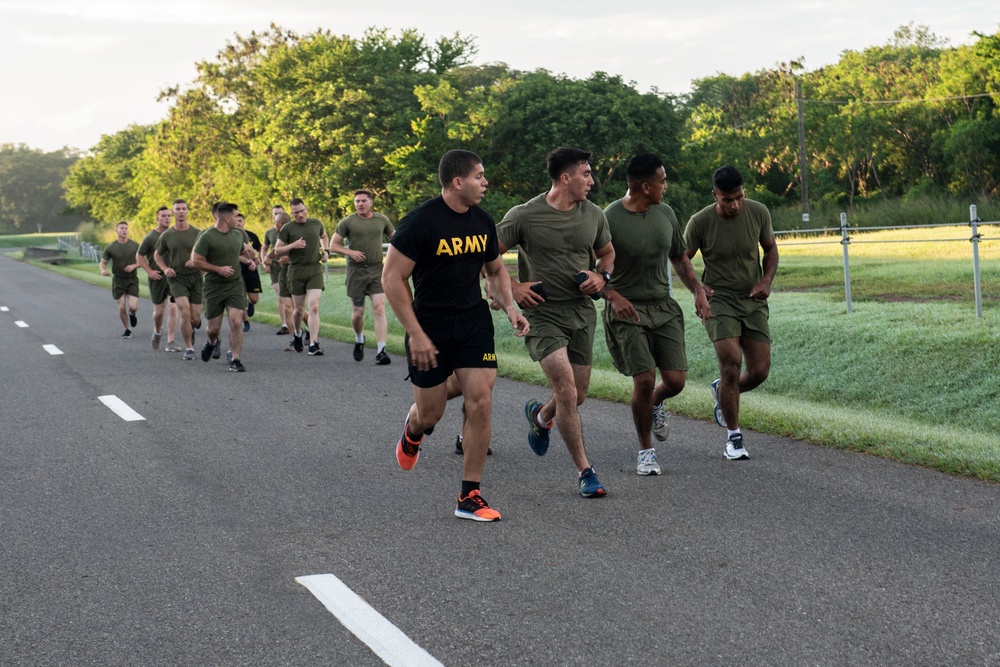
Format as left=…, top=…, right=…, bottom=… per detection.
left=795, top=76, right=810, bottom=228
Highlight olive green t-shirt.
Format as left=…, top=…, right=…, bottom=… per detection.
left=277, top=218, right=325, bottom=265
left=102, top=239, right=140, bottom=278
left=496, top=193, right=612, bottom=304
left=155, top=225, right=203, bottom=275
left=603, top=200, right=685, bottom=303
left=136, top=229, right=165, bottom=271
left=684, top=199, right=773, bottom=294
left=193, top=227, right=250, bottom=287
left=334, top=213, right=394, bottom=267
left=263, top=227, right=278, bottom=249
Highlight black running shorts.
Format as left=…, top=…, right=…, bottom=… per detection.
left=406, top=300, right=496, bottom=388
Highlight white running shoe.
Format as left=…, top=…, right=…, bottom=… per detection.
left=637, top=448, right=661, bottom=475
left=724, top=434, right=750, bottom=460
left=652, top=403, right=669, bottom=441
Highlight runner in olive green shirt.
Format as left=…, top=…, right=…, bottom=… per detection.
left=135, top=206, right=179, bottom=350
left=601, top=154, right=710, bottom=476
left=153, top=199, right=203, bottom=359
left=191, top=202, right=254, bottom=372
left=329, top=189, right=395, bottom=364
left=261, top=205, right=293, bottom=335
left=274, top=198, right=329, bottom=356
left=496, top=147, right=615, bottom=498
left=99, top=220, right=140, bottom=338
left=684, top=165, right=779, bottom=461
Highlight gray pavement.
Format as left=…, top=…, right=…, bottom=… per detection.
left=1, top=250, right=998, bottom=666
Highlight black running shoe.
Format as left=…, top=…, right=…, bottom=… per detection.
left=247, top=302, right=254, bottom=317
left=353, top=338, right=365, bottom=361
left=292, top=334, right=304, bottom=353
left=128, top=311, right=138, bottom=328
left=308, top=342, right=324, bottom=356
left=229, top=359, right=246, bottom=372
left=201, top=339, right=214, bottom=362
left=375, top=349, right=391, bottom=365
left=211, top=338, right=221, bottom=359
left=121, top=329, right=132, bottom=339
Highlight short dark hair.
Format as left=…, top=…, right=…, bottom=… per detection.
left=712, top=166, right=744, bottom=193
left=354, top=189, right=374, bottom=200
left=626, top=154, right=664, bottom=188
left=172, top=198, right=187, bottom=206
left=547, top=147, right=591, bottom=180
left=272, top=204, right=284, bottom=210
left=275, top=212, right=291, bottom=225
left=116, top=220, right=128, bottom=227
left=289, top=197, right=305, bottom=208
left=438, top=150, right=482, bottom=189
left=156, top=206, right=169, bottom=214
left=214, top=202, right=238, bottom=216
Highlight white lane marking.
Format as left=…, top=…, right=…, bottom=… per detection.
left=15, top=320, right=28, bottom=328
left=296, top=574, right=444, bottom=667
left=1, top=306, right=9, bottom=311
left=43, top=344, right=63, bottom=355
left=98, top=395, right=145, bottom=422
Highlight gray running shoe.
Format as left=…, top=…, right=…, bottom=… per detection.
left=637, top=448, right=661, bottom=475
left=183, top=348, right=195, bottom=361
left=212, top=338, right=221, bottom=359
left=652, top=403, right=669, bottom=441
left=164, top=340, right=182, bottom=352
left=151, top=331, right=161, bottom=350
left=226, top=350, right=233, bottom=363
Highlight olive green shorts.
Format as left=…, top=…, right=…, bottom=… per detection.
left=203, top=279, right=247, bottom=320
left=345, top=263, right=385, bottom=303
left=524, top=301, right=596, bottom=365
left=277, top=264, right=291, bottom=297
left=603, top=298, right=687, bottom=376
left=287, top=263, right=324, bottom=296
left=148, top=276, right=171, bottom=305
left=112, top=276, right=139, bottom=300
left=704, top=289, right=770, bottom=343
left=166, top=272, right=203, bottom=304
left=269, top=265, right=282, bottom=286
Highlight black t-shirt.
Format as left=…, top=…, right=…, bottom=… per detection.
left=391, top=196, right=499, bottom=312
left=240, top=230, right=261, bottom=279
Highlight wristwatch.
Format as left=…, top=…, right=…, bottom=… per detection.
left=598, top=270, right=612, bottom=285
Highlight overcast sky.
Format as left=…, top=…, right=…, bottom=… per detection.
left=0, top=0, right=993, bottom=152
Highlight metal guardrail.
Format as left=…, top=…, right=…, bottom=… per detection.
left=775, top=205, right=995, bottom=318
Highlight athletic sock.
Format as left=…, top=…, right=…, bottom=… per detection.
left=355, top=333, right=364, bottom=343
left=460, top=480, right=480, bottom=497
left=377, top=342, right=386, bottom=353
left=727, top=429, right=742, bottom=439
left=534, top=407, right=553, bottom=429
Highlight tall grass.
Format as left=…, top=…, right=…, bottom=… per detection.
left=771, top=194, right=993, bottom=232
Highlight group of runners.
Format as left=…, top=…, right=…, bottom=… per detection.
left=99, top=147, right=778, bottom=523
left=382, top=148, right=778, bottom=522
left=100, top=191, right=399, bottom=372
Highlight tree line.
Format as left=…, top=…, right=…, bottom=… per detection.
left=3, top=22, right=997, bottom=235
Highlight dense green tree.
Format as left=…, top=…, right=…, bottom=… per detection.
left=0, top=144, right=82, bottom=233
left=63, top=124, right=153, bottom=224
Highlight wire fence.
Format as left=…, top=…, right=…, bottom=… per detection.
left=774, top=205, right=996, bottom=318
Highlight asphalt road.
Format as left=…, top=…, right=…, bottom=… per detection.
left=1, top=251, right=998, bottom=666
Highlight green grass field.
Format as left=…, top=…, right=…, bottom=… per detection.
left=13, top=225, right=1000, bottom=482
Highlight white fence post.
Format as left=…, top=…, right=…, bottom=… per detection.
left=840, top=212, right=852, bottom=314
left=970, top=205, right=983, bottom=319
